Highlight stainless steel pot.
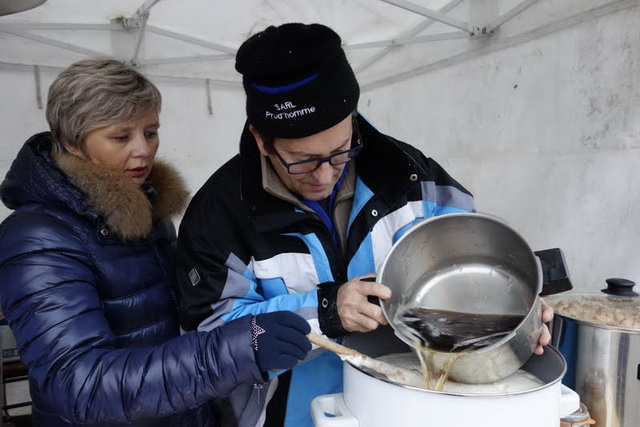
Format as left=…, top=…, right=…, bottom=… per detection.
left=546, top=278, right=640, bottom=427
left=378, top=213, right=543, bottom=383
left=311, top=326, right=580, bottom=427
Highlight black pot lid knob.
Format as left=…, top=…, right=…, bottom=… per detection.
left=602, top=278, right=639, bottom=297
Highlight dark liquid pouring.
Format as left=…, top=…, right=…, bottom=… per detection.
left=400, top=308, right=525, bottom=352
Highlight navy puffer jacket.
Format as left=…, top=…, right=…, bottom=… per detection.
left=0, top=133, right=264, bottom=426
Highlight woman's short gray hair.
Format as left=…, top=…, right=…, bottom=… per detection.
left=46, top=58, right=162, bottom=152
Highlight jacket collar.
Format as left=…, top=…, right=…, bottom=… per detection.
left=238, top=115, right=420, bottom=217
left=53, top=151, right=189, bottom=240
left=353, top=115, right=423, bottom=204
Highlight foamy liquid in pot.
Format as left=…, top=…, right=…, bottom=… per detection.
left=377, top=352, right=544, bottom=393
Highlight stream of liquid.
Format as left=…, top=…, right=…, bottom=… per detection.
left=397, top=307, right=525, bottom=390
left=414, top=343, right=468, bottom=391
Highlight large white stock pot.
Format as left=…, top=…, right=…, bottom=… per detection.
left=311, top=326, right=579, bottom=427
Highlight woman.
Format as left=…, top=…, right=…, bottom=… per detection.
left=0, top=59, right=311, bottom=426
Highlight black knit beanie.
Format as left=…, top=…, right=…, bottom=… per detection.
left=235, top=23, right=360, bottom=138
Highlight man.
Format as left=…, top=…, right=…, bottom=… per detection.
left=175, top=23, right=550, bottom=426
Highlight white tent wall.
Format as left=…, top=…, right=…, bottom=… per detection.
left=360, top=5, right=640, bottom=291
left=0, top=0, right=638, bottom=294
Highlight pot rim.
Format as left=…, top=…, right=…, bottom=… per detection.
left=345, top=345, right=567, bottom=397
left=554, top=313, right=640, bottom=333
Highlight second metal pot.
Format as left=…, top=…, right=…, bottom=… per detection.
left=546, top=278, right=640, bottom=427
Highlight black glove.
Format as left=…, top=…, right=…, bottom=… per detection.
left=253, top=311, right=312, bottom=373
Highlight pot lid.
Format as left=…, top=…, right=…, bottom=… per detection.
left=544, top=278, right=640, bottom=330
left=0, top=0, right=47, bottom=16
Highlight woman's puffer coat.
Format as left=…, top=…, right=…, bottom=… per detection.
left=0, top=132, right=264, bottom=426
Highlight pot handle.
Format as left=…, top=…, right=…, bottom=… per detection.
left=536, top=248, right=573, bottom=296
left=559, top=384, right=581, bottom=418
left=602, top=278, right=638, bottom=297
left=310, top=393, right=359, bottom=427
left=360, top=276, right=382, bottom=306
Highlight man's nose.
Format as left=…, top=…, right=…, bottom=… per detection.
left=310, top=161, right=335, bottom=184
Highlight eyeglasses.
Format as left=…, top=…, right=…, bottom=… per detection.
left=272, top=121, right=363, bottom=174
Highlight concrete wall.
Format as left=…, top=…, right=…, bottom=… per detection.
left=0, top=1, right=638, bottom=292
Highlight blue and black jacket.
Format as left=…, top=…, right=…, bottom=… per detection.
left=175, top=115, right=475, bottom=426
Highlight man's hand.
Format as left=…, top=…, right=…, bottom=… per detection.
left=336, top=274, right=392, bottom=333
left=533, top=298, right=554, bottom=355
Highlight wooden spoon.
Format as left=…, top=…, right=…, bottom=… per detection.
left=308, top=332, right=422, bottom=385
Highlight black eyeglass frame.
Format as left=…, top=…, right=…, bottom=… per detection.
left=271, top=120, right=363, bottom=174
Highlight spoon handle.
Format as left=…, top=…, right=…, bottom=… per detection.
left=307, top=332, right=360, bottom=357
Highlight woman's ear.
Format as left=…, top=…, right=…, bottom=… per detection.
left=249, top=125, right=269, bottom=157
left=62, top=142, right=84, bottom=158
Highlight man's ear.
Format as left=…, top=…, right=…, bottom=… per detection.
left=249, top=125, right=269, bottom=157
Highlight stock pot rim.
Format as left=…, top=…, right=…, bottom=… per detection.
left=343, top=342, right=567, bottom=397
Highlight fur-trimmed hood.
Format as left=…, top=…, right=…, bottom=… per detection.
left=0, top=132, right=189, bottom=241
left=54, top=152, right=189, bottom=240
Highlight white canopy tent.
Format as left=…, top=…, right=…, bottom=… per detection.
left=0, top=0, right=638, bottom=291
left=1, top=1, right=635, bottom=89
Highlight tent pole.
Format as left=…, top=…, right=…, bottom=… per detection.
left=353, top=0, right=466, bottom=74
left=33, top=65, right=43, bottom=110
left=0, top=28, right=107, bottom=57
left=380, top=0, right=471, bottom=33
left=491, top=0, right=541, bottom=29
